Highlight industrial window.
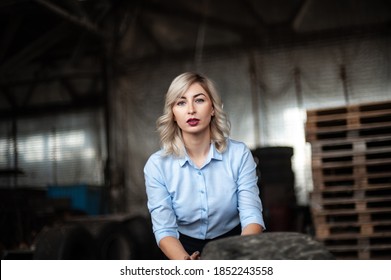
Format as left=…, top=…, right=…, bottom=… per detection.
left=0, top=110, right=106, bottom=188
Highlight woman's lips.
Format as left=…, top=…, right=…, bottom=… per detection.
left=187, top=118, right=200, bottom=126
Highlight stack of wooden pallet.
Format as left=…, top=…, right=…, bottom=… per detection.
left=306, top=100, right=391, bottom=259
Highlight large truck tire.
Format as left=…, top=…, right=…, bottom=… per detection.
left=201, top=232, right=335, bottom=260
left=33, top=224, right=97, bottom=260
left=82, top=220, right=136, bottom=260
left=122, top=216, right=163, bottom=260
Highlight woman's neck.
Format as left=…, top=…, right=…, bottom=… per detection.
left=183, top=132, right=211, bottom=168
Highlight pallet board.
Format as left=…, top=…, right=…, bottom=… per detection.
left=306, top=100, right=391, bottom=259
left=322, top=234, right=391, bottom=260
left=315, top=220, right=391, bottom=238
left=306, top=101, right=391, bottom=142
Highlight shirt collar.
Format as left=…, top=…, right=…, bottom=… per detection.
left=178, top=142, right=223, bottom=167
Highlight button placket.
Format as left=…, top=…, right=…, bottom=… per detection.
left=197, top=169, right=208, bottom=237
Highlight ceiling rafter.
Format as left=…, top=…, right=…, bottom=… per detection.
left=139, top=1, right=259, bottom=43
left=137, top=14, right=165, bottom=54
left=293, top=0, right=312, bottom=31
left=0, top=22, right=71, bottom=76
left=0, top=0, right=29, bottom=9
left=0, top=14, right=23, bottom=63
left=0, top=69, right=101, bottom=87
left=0, top=0, right=390, bottom=117
left=33, top=0, right=106, bottom=38
left=241, top=0, right=268, bottom=30
left=0, top=93, right=104, bottom=120
left=60, top=77, right=80, bottom=101
left=60, top=0, right=88, bottom=18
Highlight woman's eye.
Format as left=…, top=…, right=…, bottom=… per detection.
left=176, top=101, right=186, bottom=106
left=195, top=98, right=205, bottom=103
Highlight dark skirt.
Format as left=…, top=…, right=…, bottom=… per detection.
left=179, top=224, right=241, bottom=255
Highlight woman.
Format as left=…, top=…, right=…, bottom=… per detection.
left=144, top=72, right=265, bottom=260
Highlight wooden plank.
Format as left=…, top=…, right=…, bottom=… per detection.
left=311, top=160, right=391, bottom=190
left=311, top=198, right=391, bottom=214
left=306, top=100, right=391, bottom=122
left=311, top=184, right=391, bottom=196
left=306, top=122, right=391, bottom=142
left=306, top=109, right=391, bottom=130
left=311, top=170, right=391, bottom=191
left=315, top=233, right=391, bottom=259
left=311, top=191, right=391, bottom=206
left=309, top=134, right=391, bottom=148
left=312, top=147, right=391, bottom=167
left=311, top=208, right=391, bottom=223
left=306, top=103, right=391, bottom=141
left=314, top=220, right=391, bottom=239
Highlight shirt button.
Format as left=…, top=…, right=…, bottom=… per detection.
left=200, top=190, right=204, bottom=194
left=197, top=171, right=201, bottom=175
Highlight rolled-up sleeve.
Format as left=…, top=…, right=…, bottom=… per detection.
left=236, top=146, right=266, bottom=230
left=144, top=154, right=180, bottom=245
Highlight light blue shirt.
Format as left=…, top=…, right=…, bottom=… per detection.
left=144, top=138, right=265, bottom=245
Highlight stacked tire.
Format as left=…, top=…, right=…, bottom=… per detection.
left=33, top=215, right=161, bottom=260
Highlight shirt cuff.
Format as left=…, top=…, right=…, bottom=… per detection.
left=155, top=229, right=180, bottom=245
left=241, top=216, right=266, bottom=231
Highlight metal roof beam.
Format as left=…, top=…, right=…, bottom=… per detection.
left=33, top=0, right=105, bottom=38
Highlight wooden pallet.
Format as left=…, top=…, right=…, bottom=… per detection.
left=311, top=184, right=391, bottom=201
left=306, top=121, right=391, bottom=143
left=315, top=223, right=391, bottom=259
left=315, top=220, right=391, bottom=238
left=310, top=135, right=391, bottom=156
left=310, top=136, right=391, bottom=190
left=306, top=100, right=391, bottom=143
left=307, top=100, right=391, bottom=259
left=311, top=196, right=391, bottom=214
left=312, top=172, right=391, bottom=190
left=312, top=208, right=391, bottom=224
left=316, top=232, right=391, bottom=260
left=306, top=100, right=391, bottom=122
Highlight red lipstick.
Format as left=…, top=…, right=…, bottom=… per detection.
left=187, top=118, right=200, bottom=126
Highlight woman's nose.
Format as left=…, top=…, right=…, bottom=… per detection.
left=188, top=103, right=195, bottom=114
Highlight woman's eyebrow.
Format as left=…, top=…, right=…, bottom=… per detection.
left=179, top=93, right=206, bottom=99
left=194, top=93, right=206, bottom=98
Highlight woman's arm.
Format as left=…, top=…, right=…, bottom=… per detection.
left=145, top=156, right=195, bottom=259
left=159, top=236, right=200, bottom=260
left=236, top=144, right=266, bottom=231
left=241, top=223, right=263, bottom=235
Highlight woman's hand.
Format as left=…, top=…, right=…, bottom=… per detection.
left=184, top=251, right=200, bottom=260
left=160, top=236, right=201, bottom=260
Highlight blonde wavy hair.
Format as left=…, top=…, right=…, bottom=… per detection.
left=157, top=72, right=230, bottom=157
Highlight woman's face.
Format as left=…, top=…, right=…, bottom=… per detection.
left=172, top=82, right=215, bottom=138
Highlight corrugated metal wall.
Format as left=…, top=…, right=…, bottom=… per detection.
left=114, top=34, right=390, bottom=214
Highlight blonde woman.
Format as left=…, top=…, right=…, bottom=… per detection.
left=144, top=72, right=265, bottom=260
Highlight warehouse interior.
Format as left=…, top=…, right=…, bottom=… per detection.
left=0, top=0, right=390, bottom=260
